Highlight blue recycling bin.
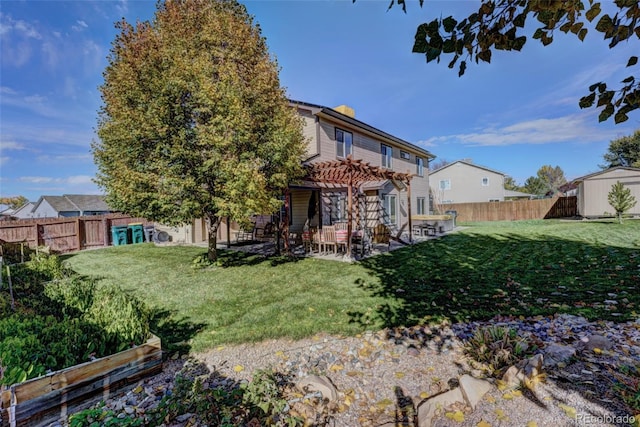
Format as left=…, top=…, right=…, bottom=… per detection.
left=128, top=223, right=144, bottom=244
left=111, top=225, right=129, bottom=246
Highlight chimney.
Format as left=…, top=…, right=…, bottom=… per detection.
left=333, top=105, right=355, bottom=118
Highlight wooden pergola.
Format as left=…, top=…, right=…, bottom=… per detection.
left=302, top=155, right=414, bottom=257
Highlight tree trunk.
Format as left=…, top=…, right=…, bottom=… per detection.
left=205, top=213, right=221, bottom=261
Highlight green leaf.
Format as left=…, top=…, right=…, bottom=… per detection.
left=585, top=3, right=601, bottom=22
left=458, top=60, right=467, bottom=77
left=570, top=22, right=584, bottom=35
left=541, top=33, right=553, bottom=46
left=578, top=28, right=588, bottom=41
left=513, top=36, right=527, bottom=51
left=627, top=56, right=638, bottom=67
left=622, top=75, right=635, bottom=84
left=614, top=111, right=629, bottom=124
left=448, top=54, right=459, bottom=69
left=513, top=13, right=526, bottom=28
left=598, top=104, right=614, bottom=122
left=412, top=24, right=429, bottom=53
left=443, top=39, right=456, bottom=53
left=532, top=28, right=544, bottom=40
left=595, top=14, right=613, bottom=33
left=477, top=49, right=492, bottom=63
left=443, top=16, right=457, bottom=32
left=559, top=22, right=572, bottom=33
left=579, top=93, right=596, bottom=108
left=426, top=46, right=441, bottom=63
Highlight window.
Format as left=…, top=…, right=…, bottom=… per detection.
left=416, top=197, right=426, bottom=215
left=336, top=129, right=352, bottom=158
left=489, top=198, right=500, bottom=202
left=383, top=194, right=397, bottom=224
left=482, top=177, right=489, bottom=186
left=381, top=144, right=392, bottom=168
left=329, top=193, right=347, bottom=223
left=400, top=150, right=410, bottom=160
left=439, top=179, right=451, bottom=190
left=416, top=156, right=424, bottom=177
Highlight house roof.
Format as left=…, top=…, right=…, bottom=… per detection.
left=290, top=99, right=435, bottom=160
left=32, top=194, right=112, bottom=214
left=504, top=189, right=535, bottom=198
left=430, top=160, right=506, bottom=176
left=573, top=166, right=640, bottom=182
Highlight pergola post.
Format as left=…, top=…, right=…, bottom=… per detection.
left=407, top=178, right=413, bottom=244
left=347, top=177, right=353, bottom=258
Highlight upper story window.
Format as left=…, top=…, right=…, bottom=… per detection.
left=416, top=156, right=424, bottom=177
left=381, top=144, right=392, bottom=168
left=400, top=150, right=410, bottom=160
left=336, top=128, right=352, bottom=158
left=439, top=179, right=451, bottom=190
left=482, top=177, right=489, bottom=186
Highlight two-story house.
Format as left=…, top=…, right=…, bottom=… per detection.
left=287, top=100, right=435, bottom=243
left=429, top=160, right=509, bottom=205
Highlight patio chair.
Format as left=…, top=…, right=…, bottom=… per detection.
left=302, top=228, right=316, bottom=253
left=321, top=225, right=338, bottom=254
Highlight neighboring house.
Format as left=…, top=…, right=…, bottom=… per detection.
left=9, top=202, right=36, bottom=219
left=30, top=195, right=115, bottom=218
left=288, top=100, right=436, bottom=240
left=504, top=189, right=536, bottom=200
left=429, top=160, right=508, bottom=204
left=574, top=167, right=640, bottom=218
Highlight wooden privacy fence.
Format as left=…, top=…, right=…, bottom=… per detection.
left=0, top=215, right=150, bottom=254
left=441, top=196, right=577, bottom=223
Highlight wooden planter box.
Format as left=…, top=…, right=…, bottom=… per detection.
left=1, top=334, right=162, bottom=427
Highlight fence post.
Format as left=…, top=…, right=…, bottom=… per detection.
left=76, top=217, right=82, bottom=251
left=103, top=217, right=110, bottom=247
left=34, top=222, right=41, bottom=248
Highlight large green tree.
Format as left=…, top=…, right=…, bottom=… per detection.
left=383, top=0, right=639, bottom=123
left=601, top=129, right=640, bottom=168
left=522, top=165, right=567, bottom=196
left=93, top=0, right=306, bottom=261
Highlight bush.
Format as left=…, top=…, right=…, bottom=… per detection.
left=0, top=254, right=151, bottom=386
left=463, top=325, right=533, bottom=377
left=0, top=314, right=106, bottom=386
left=88, top=285, right=150, bottom=348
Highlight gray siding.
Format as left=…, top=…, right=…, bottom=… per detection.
left=430, top=162, right=505, bottom=204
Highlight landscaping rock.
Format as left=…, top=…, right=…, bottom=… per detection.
left=581, top=334, right=613, bottom=351
left=459, top=374, right=491, bottom=409
left=295, top=375, right=338, bottom=402
left=543, top=343, right=576, bottom=368
left=417, top=387, right=465, bottom=427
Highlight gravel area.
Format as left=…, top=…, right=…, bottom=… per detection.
left=61, top=315, right=639, bottom=427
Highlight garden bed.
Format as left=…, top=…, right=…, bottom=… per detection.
left=1, top=334, right=161, bottom=427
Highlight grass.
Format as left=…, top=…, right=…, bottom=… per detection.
left=63, top=219, right=640, bottom=353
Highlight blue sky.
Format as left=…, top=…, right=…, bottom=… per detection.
left=1, top=0, right=638, bottom=202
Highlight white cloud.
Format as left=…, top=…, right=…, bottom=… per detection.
left=66, top=175, right=93, bottom=185
left=72, top=20, right=88, bottom=32
left=0, top=141, right=26, bottom=151
left=20, top=176, right=54, bottom=184
left=19, top=175, right=94, bottom=185
left=13, top=20, right=41, bottom=39
left=37, top=153, right=92, bottom=162
left=420, top=112, right=634, bottom=148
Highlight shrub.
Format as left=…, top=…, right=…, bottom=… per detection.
left=463, top=325, right=532, bottom=377
left=0, top=314, right=106, bottom=386
left=88, top=285, right=150, bottom=349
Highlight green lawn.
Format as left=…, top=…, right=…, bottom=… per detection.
left=64, top=219, right=640, bottom=353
